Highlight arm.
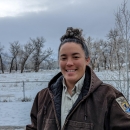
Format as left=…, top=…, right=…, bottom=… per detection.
left=110, top=96, right=130, bottom=130
left=26, top=93, right=39, bottom=130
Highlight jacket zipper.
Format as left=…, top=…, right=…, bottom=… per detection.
left=62, top=95, right=90, bottom=130
left=48, top=90, right=61, bottom=130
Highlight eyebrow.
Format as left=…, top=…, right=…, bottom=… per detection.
left=60, top=53, right=80, bottom=57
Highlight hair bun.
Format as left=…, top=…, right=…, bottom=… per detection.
left=60, top=27, right=84, bottom=42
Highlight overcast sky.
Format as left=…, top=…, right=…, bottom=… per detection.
left=0, top=0, right=130, bottom=57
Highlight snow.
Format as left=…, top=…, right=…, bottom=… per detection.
left=0, top=102, right=32, bottom=126
left=0, top=69, right=129, bottom=129
left=0, top=70, right=59, bottom=129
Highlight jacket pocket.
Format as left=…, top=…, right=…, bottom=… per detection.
left=42, top=119, right=57, bottom=130
left=65, top=120, right=93, bottom=130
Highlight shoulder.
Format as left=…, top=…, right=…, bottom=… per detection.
left=38, top=88, right=49, bottom=95
left=96, top=83, right=130, bottom=115
left=100, top=83, right=120, bottom=92
left=36, top=88, right=51, bottom=101
left=98, top=83, right=123, bottom=99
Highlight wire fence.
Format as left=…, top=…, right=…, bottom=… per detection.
left=0, top=81, right=49, bottom=102
left=0, top=79, right=129, bottom=102
left=102, top=79, right=129, bottom=101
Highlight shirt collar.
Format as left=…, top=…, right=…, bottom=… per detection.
left=62, top=73, right=85, bottom=94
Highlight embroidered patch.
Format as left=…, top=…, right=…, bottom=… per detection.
left=116, top=96, right=130, bottom=115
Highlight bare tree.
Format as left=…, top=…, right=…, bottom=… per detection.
left=85, top=36, right=97, bottom=70
left=90, top=41, right=100, bottom=70
left=45, top=58, right=57, bottom=70
left=107, top=29, right=125, bottom=89
left=115, top=0, right=130, bottom=101
left=9, top=41, right=20, bottom=73
left=88, top=39, right=109, bottom=71
left=0, top=44, right=4, bottom=73
left=86, top=36, right=93, bottom=57
left=99, top=40, right=110, bottom=70
left=31, top=37, right=53, bottom=72
left=107, top=29, right=124, bottom=70
left=20, top=42, right=35, bottom=73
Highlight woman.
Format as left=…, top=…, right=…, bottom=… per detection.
left=26, top=27, right=130, bottom=130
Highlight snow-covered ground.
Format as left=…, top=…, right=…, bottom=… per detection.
left=0, top=70, right=59, bottom=129
left=0, top=69, right=129, bottom=129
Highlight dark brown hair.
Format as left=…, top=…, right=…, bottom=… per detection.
left=58, top=27, right=89, bottom=58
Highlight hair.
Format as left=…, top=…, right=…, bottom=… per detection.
left=58, top=27, right=89, bottom=59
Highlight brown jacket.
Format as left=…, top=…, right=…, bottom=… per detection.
left=26, top=66, right=130, bottom=130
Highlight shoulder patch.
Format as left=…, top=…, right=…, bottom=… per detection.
left=116, top=96, right=130, bottom=115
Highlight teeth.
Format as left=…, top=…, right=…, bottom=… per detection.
left=67, top=70, right=75, bottom=72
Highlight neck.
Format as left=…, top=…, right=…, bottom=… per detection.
left=65, top=81, right=75, bottom=95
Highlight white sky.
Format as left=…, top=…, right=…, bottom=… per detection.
left=0, top=0, right=48, bottom=17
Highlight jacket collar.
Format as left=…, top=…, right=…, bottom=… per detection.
left=48, top=66, right=102, bottom=96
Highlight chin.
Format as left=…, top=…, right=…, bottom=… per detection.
left=66, top=77, right=77, bottom=83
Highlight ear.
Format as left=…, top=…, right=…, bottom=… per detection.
left=86, top=57, right=90, bottom=65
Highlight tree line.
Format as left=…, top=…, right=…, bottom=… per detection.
left=0, top=37, right=54, bottom=73
left=87, top=0, right=130, bottom=72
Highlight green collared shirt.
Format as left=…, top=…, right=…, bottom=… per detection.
left=61, top=74, right=85, bottom=128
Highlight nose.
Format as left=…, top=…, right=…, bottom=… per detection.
left=66, top=58, right=73, bottom=66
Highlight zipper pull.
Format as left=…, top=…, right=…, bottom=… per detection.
left=84, top=114, right=87, bottom=120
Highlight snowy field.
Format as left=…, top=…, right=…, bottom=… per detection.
left=0, top=70, right=60, bottom=129
left=0, top=69, right=129, bottom=129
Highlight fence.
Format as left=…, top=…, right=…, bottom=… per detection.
left=0, top=79, right=129, bottom=102
left=0, top=80, right=49, bottom=102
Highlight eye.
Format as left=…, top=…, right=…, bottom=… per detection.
left=60, top=57, right=66, bottom=60
left=74, top=56, right=79, bottom=59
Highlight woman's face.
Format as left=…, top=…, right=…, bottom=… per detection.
left=59, top=42, right=90, bottom=85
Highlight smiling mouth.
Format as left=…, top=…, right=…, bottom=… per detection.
left=66, top=69, right=76, bottom=72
